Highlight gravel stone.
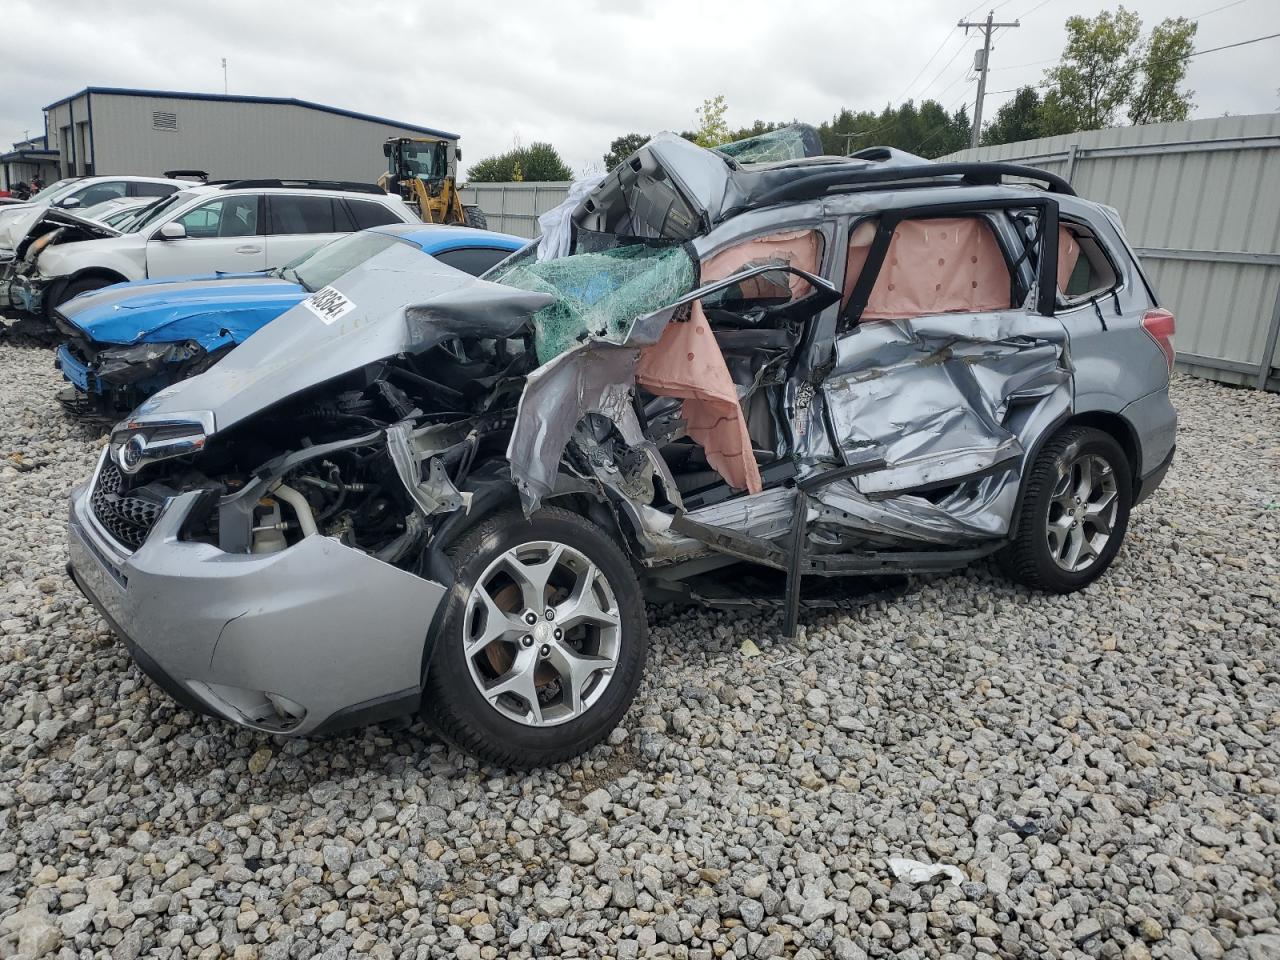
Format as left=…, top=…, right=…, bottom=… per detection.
left=0, top=344, right=1277, bottom=959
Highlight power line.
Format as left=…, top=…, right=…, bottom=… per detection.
left=985, top=30, right=1280, bottom=96
left=1017, top=0, right=1053, bottom=18
left=917, top=34, right=977, bottom=100
left=896, top=27, right=962, bottom=103
left=1191, top=0, right=1248, bottom=17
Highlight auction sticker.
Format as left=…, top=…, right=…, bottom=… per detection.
left=303, top=286, right=355, bottom=325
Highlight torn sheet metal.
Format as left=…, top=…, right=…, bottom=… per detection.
left=506, top=343, right=644, bottom=510
left=822, top=310, right=1070, bottom=497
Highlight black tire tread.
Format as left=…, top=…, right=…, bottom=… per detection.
left=998, top=425, right=1131, bottom=593
left=420, top=505, right=646, bottom=769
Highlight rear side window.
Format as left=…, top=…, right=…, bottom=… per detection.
left=844, top=215, right=1014, bottom=321
left=269, top=195, right=343, bottom=235
left=1057, top=223, right=1119, bottom=304
left=132, top=182, right=178, bottom=198
left=434, top=246, right=515, bottom=276
left=346, top=199, right=401, bottom=229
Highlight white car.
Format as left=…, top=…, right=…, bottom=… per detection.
left=78, top=196, right=157, bottom=226
left=7, top=180, right=420, bottom=318
left=0, top=175, right=186, bottom=248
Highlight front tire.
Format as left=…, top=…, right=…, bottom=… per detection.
left=421, top=506, right=647, bottom=768
left=48, top=276, right=113, bottom=316
left=999, top=426, right=1133, bottom=593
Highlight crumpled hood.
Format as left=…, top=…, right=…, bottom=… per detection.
left=133, top=242, right=556, bottom=434
left=14, top=207, right=121, bottom=260
left=57, top=273, right=302, bottom=350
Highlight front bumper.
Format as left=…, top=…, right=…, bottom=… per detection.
left=66, top=453, right=448, bottom=736
left=9, top=272, right=48, bottom=315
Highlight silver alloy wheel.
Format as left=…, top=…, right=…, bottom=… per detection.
left=462, top=540, right=621, bottom=727
left=1046, top=453, right=1119, bottom=572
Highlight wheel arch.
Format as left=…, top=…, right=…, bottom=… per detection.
left=45, top=267, right=132, bottom=317
left=1008, top=410, right=1139, bottom=539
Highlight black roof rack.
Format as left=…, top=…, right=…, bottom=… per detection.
left=163, top=169, right=209, bottom=182
left=218, top=179, right=387, bottom=195
left=751, top=160, right=1076, bottom=208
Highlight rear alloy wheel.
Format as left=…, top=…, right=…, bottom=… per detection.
left=421, top=506, right=647, bottom=768
left=999, top=426, right=1132, bottom=593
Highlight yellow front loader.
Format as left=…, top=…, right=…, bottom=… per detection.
left=378, top=136, right=488, bottom=228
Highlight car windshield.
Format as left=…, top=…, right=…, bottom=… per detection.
left=279, top=231, right=408, bottom=292
left=130, top=191, right=200, bottom=232
left=31, top=178, right=79, bottom=200
left=111, top=198, right=164, bottom=232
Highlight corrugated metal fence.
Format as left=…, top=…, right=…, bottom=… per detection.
left=943, top=112, right=1280, bottom=391
left=459, top=181, right=572, bottom=239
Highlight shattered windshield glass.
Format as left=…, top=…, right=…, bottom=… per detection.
left=491, top=242, right=695, bottom=363
left=715, top=124, right=825, bottom=164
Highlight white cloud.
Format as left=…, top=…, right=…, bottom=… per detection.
left=1, top=0, right=1276, bottom=178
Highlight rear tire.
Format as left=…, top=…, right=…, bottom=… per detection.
left=998, top=426, right=1132, bottom=593
left=462, top=205, right=488, bottom=230
left=421, top=506, right=647, bottom=768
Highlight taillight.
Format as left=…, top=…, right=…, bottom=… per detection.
left=1142, top=308, right=1176, bottom=373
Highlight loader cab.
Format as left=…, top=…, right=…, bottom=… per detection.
left=384, top=137, right=457, bottom=193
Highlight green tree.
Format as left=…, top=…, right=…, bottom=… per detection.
left=694, top=95, right=731, bottom=147
left=1129, top=17, right=1197, bottom=124
left=982, top=86, right=1046, bottom=146
left=603, top=133, right=650, bottom=171
left=1043, top=6, right=1196, bottom=132
left=468, top=141, right=574, bottom=182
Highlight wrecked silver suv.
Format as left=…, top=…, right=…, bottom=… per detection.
left=67, top=130, right=1177, bottom=767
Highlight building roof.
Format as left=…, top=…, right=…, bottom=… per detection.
left=43, top=87, right=458, bottom=140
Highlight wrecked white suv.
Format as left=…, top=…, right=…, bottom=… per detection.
left=67, top=128, right=1176, bottom=767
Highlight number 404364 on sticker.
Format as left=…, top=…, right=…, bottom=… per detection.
left=303, top=287, right=355, bottom=325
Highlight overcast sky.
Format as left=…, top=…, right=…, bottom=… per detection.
left=2, top=0, right=1277, bottom=179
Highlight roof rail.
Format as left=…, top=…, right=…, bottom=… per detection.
left=753, top=160, right=1076, bottom=208
left=163, top=169, right=209, bottom=182
left=218, top=179, right=388, bottom=195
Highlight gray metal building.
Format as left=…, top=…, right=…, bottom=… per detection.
left=942, top=112, right=1280, bottom=391
left=41, top=87, right=457, bottom=183
left=0, top=135, right=60, bottom=191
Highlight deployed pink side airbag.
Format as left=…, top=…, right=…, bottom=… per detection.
left=1057, top=225, right=1082, bottom=292
left=637, top=318, right=763, bottom=494
left=844, top=217, right=1014, bottom=320
left=634, top=230, right=822, bottom=495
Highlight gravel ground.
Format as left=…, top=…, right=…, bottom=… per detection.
left=0, top=334, right=1277, bottom=960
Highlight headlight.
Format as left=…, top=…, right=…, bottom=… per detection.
left=109, top=412, right=214, bottom=474
left=94, top=341, right=198, bottom=384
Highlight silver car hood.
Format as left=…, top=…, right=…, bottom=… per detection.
left=132, top=242, right=555, bottom=434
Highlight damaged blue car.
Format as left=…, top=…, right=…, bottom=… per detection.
left=53, top=223, right=524, bottom=418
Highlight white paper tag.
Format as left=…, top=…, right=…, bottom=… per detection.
left=302, top=286, right=355, bottom=325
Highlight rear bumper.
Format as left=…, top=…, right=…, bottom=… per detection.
left=1135, top=443, right=1174, bottom=506
left=66, top=456, right=449, bottom=736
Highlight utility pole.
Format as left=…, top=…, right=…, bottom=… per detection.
left=959, top=10, right=1019, bottom=147
left=221, top=58, right=228, bottom=94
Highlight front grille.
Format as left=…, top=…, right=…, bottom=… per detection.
left=91, top=460, right=162, bottom=551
